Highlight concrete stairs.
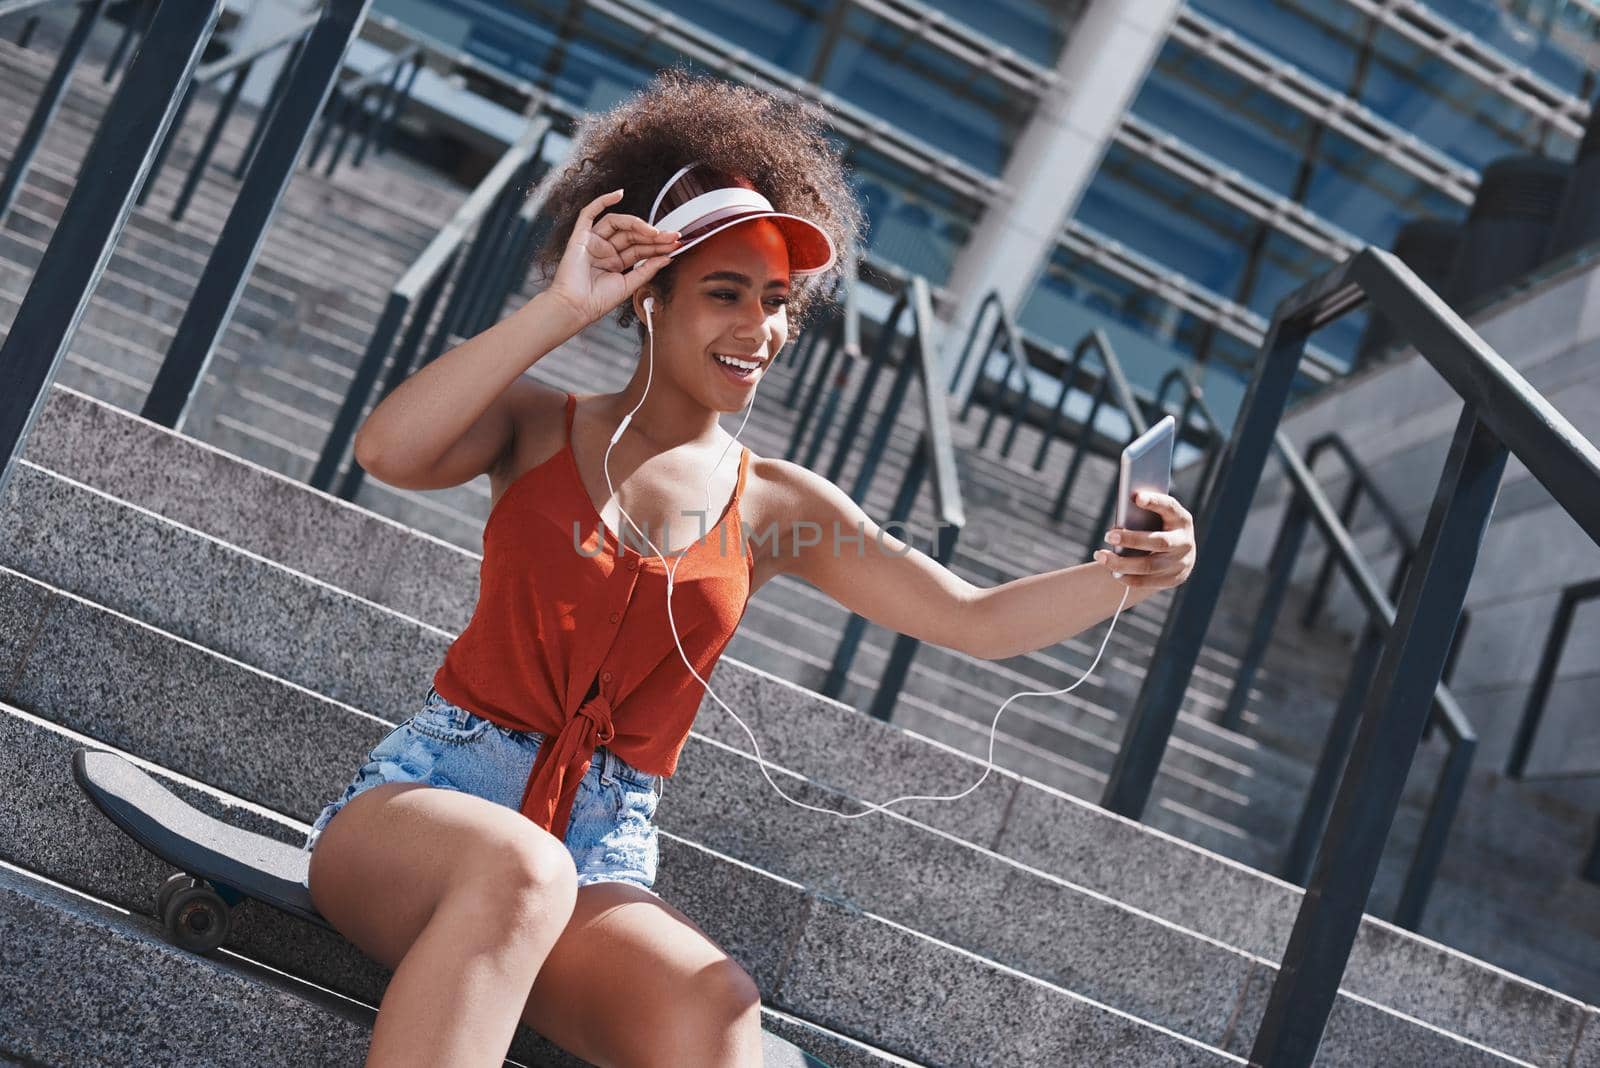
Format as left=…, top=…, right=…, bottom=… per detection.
left=2, top=12, right=1599, bottom=1066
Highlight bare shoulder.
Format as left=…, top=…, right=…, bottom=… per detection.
left=491, top=377, right=570, bottom=484
left=742, top=454, right=854, bottom=591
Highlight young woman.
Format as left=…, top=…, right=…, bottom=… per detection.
left=302, top=67, right=1195, bottom=1068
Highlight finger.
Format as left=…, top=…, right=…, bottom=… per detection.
left=1095, top=548, right=1154, bottom=572
left=620, top=255, right=673, bottom=296
left=570, top=189, right=625, bottom=243
left=1133, top=490, right=1188, bottom=522
left=1106, top=528, right=1179, bottom=552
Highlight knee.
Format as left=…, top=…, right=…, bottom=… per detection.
left=689, top=958, right=762, bottom=1033
left=469, top=834, right=578, bottom=932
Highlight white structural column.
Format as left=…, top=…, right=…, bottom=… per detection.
left=942, top=0, right=1182, bottom=410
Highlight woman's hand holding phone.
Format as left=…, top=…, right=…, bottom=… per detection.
left=1094, top=490, right=1196, bottom=589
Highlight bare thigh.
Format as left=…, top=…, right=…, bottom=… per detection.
left=520, top=881, right=763, bottom=1068
left=306, top=781, right=576, bottom=970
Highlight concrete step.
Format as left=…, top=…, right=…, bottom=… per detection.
left=0, top=605, right=1550, bottom=1066
left=0, top=855, right=904, bottom=1068
left=6, top=406, right=1593, bottom=1061
left=0, top=702, right=1238, bottom=1066
left=26, top=377, right=1600, bottom=976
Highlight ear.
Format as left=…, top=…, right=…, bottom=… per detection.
left=631, top=286, right=656, bottom=323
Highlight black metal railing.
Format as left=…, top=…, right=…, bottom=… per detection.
left=310, top=116, right=554, bottom=499
left=783, top=259, right=967, bottom=721
left=0, top=0, right=111, bottom=228
left=303, top=42, right=421, bottom=177
left=137, top=0, right=375, bottom=433
left=137, top=11, right=320, bottom=221
left=0, top=0, right=227, bottom=506
left=1151, top=365, right=1226, bottom=509
left=1504, top=575, right=1600, bottom=783
left=1219, top=432, right=1473, bottom=732
left=1099, top=245, right=1600, bottom=1066
left=948, top=300, right=1227, bottom=548
left=1219, top=430, right=1477, bottom=930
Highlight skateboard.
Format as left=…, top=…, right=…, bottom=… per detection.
left=72, top=747, right=332, bottom=953
left=72, top=748, right=836, bottom=1067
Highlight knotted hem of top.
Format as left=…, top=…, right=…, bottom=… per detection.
left=517, top=691, right=615, bottom=841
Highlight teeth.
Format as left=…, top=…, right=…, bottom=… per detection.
left=714, top=353, right=760, bottom=371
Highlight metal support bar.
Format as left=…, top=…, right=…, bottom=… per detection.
left=170, top=61, right=248, bottom=221
left=140, top=0, right=376, bottom=431
left=1250, top=405, right=1507, bottom=1064
left=1392, top=730, right=1476, bottom=930
left=1282, top=620, right=1382, bottom=885
left=234, top=34, right=306, bottom=179
left=0, top=0, right=107, bottom=227
left=0, top=0, right=224, bottom=509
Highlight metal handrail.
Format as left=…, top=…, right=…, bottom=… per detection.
left=139, top=0, right=380, bottom=431
left=784, top=268, right=965, bottom=721
left=142, top=11, right=323, bottom=221
left=1220, top=431, right=1477, bottom=931
left=310, top=117, right=554, bottom=499
left=0, top=0, right=226, bottom=506
left=1151, top=365, right=1226, bottom=507
left=1100, top=245, right=1600, bottom=1066
left=949, top=292, right=1033, bottom=459
left=1504, top=575, right=1600, bottom=781
left=1219, top=432, right=1473, bottom=731
left=0, top=0, right=107, bottom=227
left=304, top=43, right=422, bottom=176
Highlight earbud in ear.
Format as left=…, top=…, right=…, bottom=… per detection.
left=643, top=296, right=655, bottom=314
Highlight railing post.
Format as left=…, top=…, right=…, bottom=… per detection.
left=170, top=62, right=249, bottom=221
left=1249, top=405, right=1507, bottom=1065
left=1281, top=621, right=1383, bottom=885
left=334, top=252, right=456, bottom=502
left=1393, top=731, right=1475, bottom=930
left=235, top=35, right=304, bottom=179
left=0, top=0, right=225, bottom=509
left=0, top=0, right=108, bottom=228
left=1102, top=304, right=1313, bottom=820
left=1218, top=488, right=1313, bottom=730
left=141, top=0, right=377, bottom=431
left=1303, top=477, right=1362, bottom=627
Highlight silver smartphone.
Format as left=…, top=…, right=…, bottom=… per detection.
left=1113, top=415, right=1175, bottom=558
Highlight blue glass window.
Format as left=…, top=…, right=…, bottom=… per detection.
left=819, top=9, right=1032, bottom=176
left=1135, top=39, right=1315, bottom=197
left=917, top=0, right=1069, bottom=67
left=1079, top=143, right=1256, bottom=295
left=1188, top=0, right=1368, bottom=89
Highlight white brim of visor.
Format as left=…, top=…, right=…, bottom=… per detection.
left=653, top=187, right=836, bottom=276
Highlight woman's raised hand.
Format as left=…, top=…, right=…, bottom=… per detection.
left=544, top=189, right=682, bottom=329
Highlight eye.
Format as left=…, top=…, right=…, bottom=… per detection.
left=711, top=290, right=789, bottom=309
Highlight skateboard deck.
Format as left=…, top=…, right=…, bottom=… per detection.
left=73, top=748, right=835, bottom=1067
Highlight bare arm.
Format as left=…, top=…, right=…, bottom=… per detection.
left=775, top=465, right=1193, bottom=661
left=769, top=459, right=982, bottom=655
left=967, top=489, right=1196, bottom=660
left=355, top=187, right=682, bottom=487
left=353, top=292, right=581, bottom=486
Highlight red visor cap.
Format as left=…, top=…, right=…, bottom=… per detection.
left=647, top=163, right=836, bottom=277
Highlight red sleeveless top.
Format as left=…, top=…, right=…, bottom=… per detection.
left=431, top=390, right=754, bottom=840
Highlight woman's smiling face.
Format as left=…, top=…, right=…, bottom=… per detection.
left=635, top=217, right=792, bottom=411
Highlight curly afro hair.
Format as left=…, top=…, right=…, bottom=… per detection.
left=528, top=64, right=865, bottom=350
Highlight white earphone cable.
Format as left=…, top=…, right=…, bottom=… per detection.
left=598, top=295, right=1132, bottom=819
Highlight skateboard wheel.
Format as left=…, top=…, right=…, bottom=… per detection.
left=155, top=873, right=198, bottom=922
left=163, top=883, right=232, bottom=954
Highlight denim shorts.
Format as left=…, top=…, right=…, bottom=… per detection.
left=300, top=687, right=663, bottom=894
